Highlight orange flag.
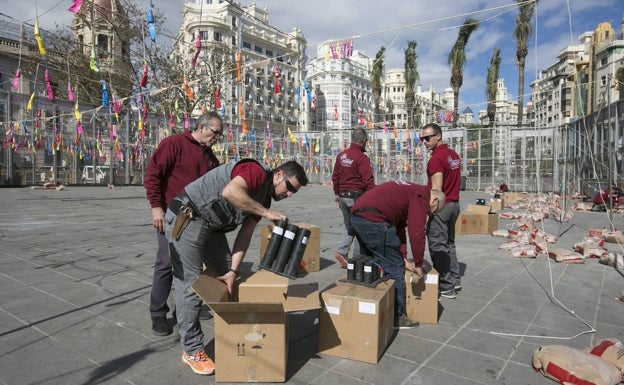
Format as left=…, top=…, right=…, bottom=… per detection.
left=184, top=76, right=195, bottom=100
left=236, top=51, right=242, bottom=82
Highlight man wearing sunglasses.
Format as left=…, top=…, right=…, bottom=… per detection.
left=420, top=123, right=462, bottom=299
left=164, top=159, right=307, bottom=375
left=144, top=112, right=223, bottom=337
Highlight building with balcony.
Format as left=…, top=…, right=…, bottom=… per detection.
left=174, top=0, right=307, bottom=132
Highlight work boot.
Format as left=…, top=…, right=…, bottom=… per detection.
left=395, top=315, right=419, bottom=329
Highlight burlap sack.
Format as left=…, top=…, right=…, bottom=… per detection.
left=548, top=248, right=586, bottom=263
left=587, top=339, right=624, bottom=377
left=533, top=345, right=621, bottom=385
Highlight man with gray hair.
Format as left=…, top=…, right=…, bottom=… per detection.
left=144, top=112, right=223, bottom=336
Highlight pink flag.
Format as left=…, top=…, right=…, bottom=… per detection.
left=67, top=82, right=75, bottom=101
left=68, top=0, right=83, bottom=13
left=12, top=69, right=21, bottom=90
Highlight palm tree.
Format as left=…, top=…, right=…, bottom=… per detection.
left=514, top=0, right=537, bottom=127
left=448, top=18, right=480, bottom=127
left=404, top=40, right=419, bottom=130
left=486, top=48, right=501, bottom=127
left=372, top=47, right=386, bottom=122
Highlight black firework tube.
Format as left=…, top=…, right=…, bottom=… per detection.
left=354, top=257, right=365, bottom=282
left=346, top=258, right=356, bottom=281
left=283, top=227, right=312, bottom=277
left=271, top=222, right=299, bottom=273
left=363, top=261, right=373, bottom=284
left=260, top=220, right=286, bottom=268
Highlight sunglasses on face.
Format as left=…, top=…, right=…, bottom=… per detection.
left=419, top=134, right=437, bottom=142
left=284, top=178, right=298, bottom=193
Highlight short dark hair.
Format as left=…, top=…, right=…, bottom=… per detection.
left=192, top=111, right=222, bottom=132
left=275, top=161, right=308, bottom=187
left=351, top=128, right=368, bottom=145
left=422, top=122, right=442, bottom=137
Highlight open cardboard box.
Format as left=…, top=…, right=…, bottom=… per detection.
left=191, top=270, right=319, bottom=382
left=404, top=267, right=439, bottom=324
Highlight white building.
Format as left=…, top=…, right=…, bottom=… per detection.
left=174, top=0, right=307, bottom=131
left=305, top=41, right=373, bottom=133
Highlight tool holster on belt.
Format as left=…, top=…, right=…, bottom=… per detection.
left=170, top=194, right=195, bottom=240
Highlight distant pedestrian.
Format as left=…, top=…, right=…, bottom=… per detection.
left=499, top=181, right=509, bottom=193
left=144, top=112, right=222, bottom=336
left=420, top=123, right=462, bottom=299
left=331, top=128, right=375, bottom=268
left=166, top=159, right=308, bottom=375
left=348, top=181, right=445, bottom=329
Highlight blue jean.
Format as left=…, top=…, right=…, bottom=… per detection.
left=348, top=214, right=405, bottom=317
left=427, top=201, right=460, bottom=291
left=337, top=197, right=360, bottom=258
left=150, top=231, right=172, bottom=318
left=164, top=207, right=230, bottom=355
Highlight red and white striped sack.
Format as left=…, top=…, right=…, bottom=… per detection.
left=533, top=345, right=622, bottom=385
left=586, top=339, right=624, bottom=378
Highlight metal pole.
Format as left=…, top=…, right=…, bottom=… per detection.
left=125, top=110, right=130, bottom=184
left=7, top=89, right=14, bottom=184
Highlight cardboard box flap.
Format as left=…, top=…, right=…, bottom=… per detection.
left=238, top=270, right=320, bottom=312
left=466, top=204, right=492, bottom=214
left=191, top=273, right=229, bottom=303
left=284, top=282, right=320, bottom=312
left=209, top=302, right=284, bottom=314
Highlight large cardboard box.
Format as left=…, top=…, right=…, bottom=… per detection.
left=318, top=279, right=395, bottom=364
left=260, top=222, right=321, bottom=273
left=193, top=270, right=320, bottom=382
left=456, top=204, right=499, bottom=235
left=404, top=268, right=439, bottom=324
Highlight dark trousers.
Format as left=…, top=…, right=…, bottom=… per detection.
left=348, top=214, right=405, bottom=317
left=150, top=231, right=172, bottom=317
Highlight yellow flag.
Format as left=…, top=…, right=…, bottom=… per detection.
left=27, top=92, right=35, bottom=110
left=288, top=127, right=297, bottom=143
left=74, top=101, right=81, bottom=120
left=34, top=19, right=46, bottom=55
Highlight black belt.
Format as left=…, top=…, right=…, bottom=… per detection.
left=339, top=190, right=364, bottom=199
left=169, top=193, right=197, bottom=218
left=352, top=207, right=381, bottom=216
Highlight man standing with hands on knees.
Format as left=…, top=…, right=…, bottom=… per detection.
left=144, top=112, right=222, bottom=336
left=164, top=159, right=308, bottom=375
left=332, top=127, right=375, bottom=268
left=348, top=180, right=445, bottom=329
left=420, top=123, right=462, bottom=299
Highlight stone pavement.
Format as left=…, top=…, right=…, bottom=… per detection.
left=0, top=184, right=623, bottom=385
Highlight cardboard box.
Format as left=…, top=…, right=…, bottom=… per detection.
left=210, top=302, right=288, bottom=383
left=455, top=212, right=483, bottom=235
left=238, top=270, right=320, bottom=312
left=504, top=192, right=518, bottom=205
left=490, top=198, right=504, bottom=212
left=456, top=204, right=499, bottom=235
left=318, top=279, right=395, bottom=364
left=194, top=270, right=320, bottom=383
left=404, top=268, right=439, bottom=324
left=260, top=222, right=321, bottom=273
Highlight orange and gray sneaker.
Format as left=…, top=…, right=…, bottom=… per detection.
left=335, top=253, right=348, bottom=269
left=182, top=350, right=215, bottom=375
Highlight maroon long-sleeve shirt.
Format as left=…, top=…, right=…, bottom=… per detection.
left=351, top=181, right=430, bottom=266
left=144, top=130, right=219, bottom=209
left=332, top=143, right=375, bottom=195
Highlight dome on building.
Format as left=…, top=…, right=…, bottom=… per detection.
left=77, top=0, right=123, bottom=20
left=462, top=106, right=473, bottom=114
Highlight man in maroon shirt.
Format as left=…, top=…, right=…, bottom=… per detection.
left=332, top=128, right=375, bottom=268
left=420, top=123, right=462, bottom=299
left=144, top=112, right=222, bottom=336
left=348, top=181, right=445, bottom=329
